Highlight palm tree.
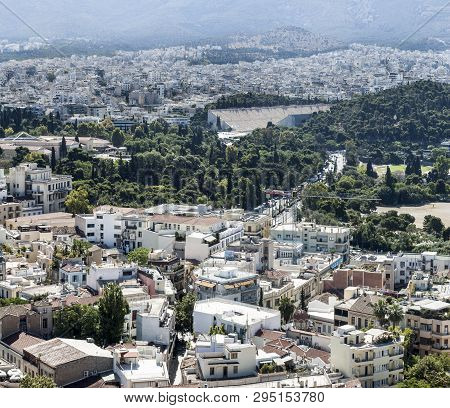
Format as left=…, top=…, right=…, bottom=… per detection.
left=388, top=302, right=404, bottom=328
left=372, top=299, right=389, bottom=328
left=279, top=297, right=295, bottom=324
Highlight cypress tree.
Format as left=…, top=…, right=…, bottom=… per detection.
left=50, top=147, right=56, bottom=170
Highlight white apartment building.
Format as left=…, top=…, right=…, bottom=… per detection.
left=197, top=340, right=257, bottom=382
left=193, top=298, right=281, bottom=338
left=330, top=325, right=404, bottom=388
left=86, top=262, right=137, bottom=292
left=75, top=207, right=150, bottom=252
left=135, top=297, right=175, bottom=347
left=5, top=163, right=72, bottom=214
left=142, top=214, right=243, bottom=262
left=354, top=252, right=450, bottom=289
left=271, top=222, right=350, bottom=260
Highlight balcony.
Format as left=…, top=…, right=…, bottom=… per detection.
left=388, top=351, right=403, bottom=358
left=354, top=356, right=374, bottom=363
left=389, top=362, right=404, bottom=371
left=432, top=331, right=450, bottom=337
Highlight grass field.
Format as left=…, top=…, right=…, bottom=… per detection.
left=358, top=163, right=433, bottom=176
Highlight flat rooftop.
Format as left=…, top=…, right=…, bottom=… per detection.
left=194, top=298, right=280, bottom=325
left=118, top=358, right=168, bottom=382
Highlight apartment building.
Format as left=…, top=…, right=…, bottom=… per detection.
left=135, top=297, right=175, bottom=347
left=307, top=296, right=342, bottom=336
left=193, top=266, right=260, bottom=305
left=353, top=252, right=450, bottom=289
left=75, top=206, right=150, bottom=252
left=226, top=237, right=274, bottom=272
left=193, top=298, right=281, bottom=338
left=242, top=213, right=272, bottom=238
left=260, top=270, right=315, bottom=310
left=142, top=213, right=244, bottom=262
left=330, top=325, right=404, bottom=388
left=270, top=222, right=350, bottom=260
left=148, top=250, right=186, bottom=296
left=405, top=299, right=450, bottom=356
left=197, top=339, right=257, bottom=382
left=86, top=262, right=137, bottom=293
left=322, top=268, right=388, bottom=293
left=5, top=163, right=72, bottom=214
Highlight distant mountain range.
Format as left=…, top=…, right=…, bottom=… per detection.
left=1, top=0, right=449, bottom=47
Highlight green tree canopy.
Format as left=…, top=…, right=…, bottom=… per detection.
left=127, top=247, right=150, bottom=266
left=20, top=375, right=56, bottom=388
left=65, top=188, right=92, bottom=215
left=175, top=293, right=197, bottom=334
left=98, top=283, right=130, bottom=346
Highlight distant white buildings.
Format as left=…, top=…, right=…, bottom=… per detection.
left=193, top=298, right=281, bottom=338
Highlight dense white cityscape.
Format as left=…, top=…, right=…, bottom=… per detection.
left=0, top=41, right=449, bottom=126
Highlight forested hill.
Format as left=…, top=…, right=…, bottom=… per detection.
left=304, top=80, right=449, bottom=149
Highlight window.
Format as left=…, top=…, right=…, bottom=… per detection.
left=87, top=224, right=95, bottom=228
left=209, top=368, right=214, bottom=376
left=230, top=353, right=238, bottom=359
left=84, top=371, right=89, bottom=377
left=233, top=366, right=238, bottom=374
left=43, top=318, right=48, bottom=329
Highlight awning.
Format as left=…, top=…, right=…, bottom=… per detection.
left=196, top=280, right=216, bottom=289
left=237, top=280, right=255, bottom=287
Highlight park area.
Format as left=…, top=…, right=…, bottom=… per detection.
left=359, top=163, right=433, bottom=176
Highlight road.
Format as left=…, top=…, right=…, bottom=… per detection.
left=267, top=151, right=347, bottom=226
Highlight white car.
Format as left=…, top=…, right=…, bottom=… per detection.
left=7, top=369, right=22, bottom=377
left=9, top=374, right=23, bottom=383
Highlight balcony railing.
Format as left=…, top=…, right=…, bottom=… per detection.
left=432, top=331, right=449, bottom=336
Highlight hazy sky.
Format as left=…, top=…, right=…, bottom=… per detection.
left=0, top=0, right=449, bottom=44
